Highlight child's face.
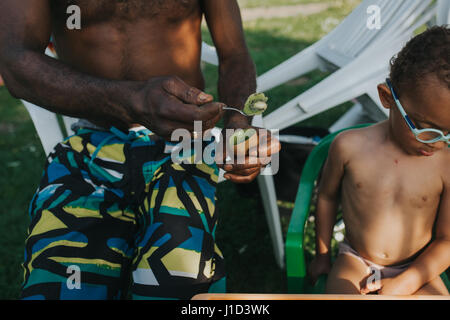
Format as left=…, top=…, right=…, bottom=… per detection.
left=379, top=75, right=450, bottom=156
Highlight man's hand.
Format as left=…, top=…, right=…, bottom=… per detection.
left=132, top=76, right=224, bottom=140
left=308, top=254, right=332, bottom=285
left=215, top=121, right=281, bottom=184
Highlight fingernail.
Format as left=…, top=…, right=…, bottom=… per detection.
left=224, top=164, right=232, bottom=171
left=199, top=93, right=209, bottom=102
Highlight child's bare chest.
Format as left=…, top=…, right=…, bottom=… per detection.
left=344, top=152, right=443, bottom=210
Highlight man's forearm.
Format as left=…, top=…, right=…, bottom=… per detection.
left=1, top=49, right=144, bottom=128
left=218, top=53, right=256, bottom=127
left=398, top=238, right=450, bottom=293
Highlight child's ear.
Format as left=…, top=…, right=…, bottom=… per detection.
left=377, top=84, right=395, bottom=110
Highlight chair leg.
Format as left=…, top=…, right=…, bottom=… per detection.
left=62, top=116, right=80, bottom=137
left=249, top=115, right=285, bottom=269
left=22, top=100, right=64, bottom=156
left=257, top=173, right=285, bottom=269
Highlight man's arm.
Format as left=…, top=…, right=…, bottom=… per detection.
left=202, top=0, right=256, bottom=128
left=0, top=0, right=222, bottom=137
left=0, top=0, right=138, bottom=128
left=203, top=0, right=281, bottom=183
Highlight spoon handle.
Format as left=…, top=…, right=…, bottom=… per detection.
left=222, top=106, right=248, bottom=116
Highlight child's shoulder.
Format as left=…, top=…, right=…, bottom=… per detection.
left=328, top=123, right=386, bottom=165
left=331, top=124, right=380, bottom=152
left=334, top=125, right=375, bottom=141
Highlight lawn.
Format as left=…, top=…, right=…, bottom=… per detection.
left=0, top=0, right=360, bottom=299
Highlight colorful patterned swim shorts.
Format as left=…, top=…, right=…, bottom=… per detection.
left=21, top=127, right=226, bottom=300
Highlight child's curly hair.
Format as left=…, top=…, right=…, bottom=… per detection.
left=390, top=25, right=450, bottom=97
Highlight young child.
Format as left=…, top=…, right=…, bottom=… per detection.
left=308, top=26, right=450, bottom=295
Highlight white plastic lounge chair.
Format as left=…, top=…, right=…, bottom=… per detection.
left=256, top=0, right=439, bottom=132
left=437, top=0, right=450, bottom=25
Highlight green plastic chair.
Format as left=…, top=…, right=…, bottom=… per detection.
left=285, top=124, right=450, bottom=294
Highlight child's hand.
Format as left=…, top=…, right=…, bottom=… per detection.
left=308, top=254, right=332, bottom=285
left=359, top=275, right=415, bottom=295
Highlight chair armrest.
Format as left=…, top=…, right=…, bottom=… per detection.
left=286, top=176, right=313, bottom=293
left=441, top=271, right=450, bottom=292
left=286, top=133, right=336, bottom=293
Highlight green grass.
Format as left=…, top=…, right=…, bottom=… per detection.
left=0, top=88, right=46, bottom=299
left=0, top=0, right=360, bottom=299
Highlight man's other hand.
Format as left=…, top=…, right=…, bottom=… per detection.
left=215, top=123, right=281, bottom=184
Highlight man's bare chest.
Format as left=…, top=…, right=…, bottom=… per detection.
left=50, top=0, right=200, bottom=23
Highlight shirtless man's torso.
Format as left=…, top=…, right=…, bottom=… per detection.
left=50, top=0, right=205, bottom=89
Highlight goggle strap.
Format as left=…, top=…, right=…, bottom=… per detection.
left=404, top=115, right=416, bottom=130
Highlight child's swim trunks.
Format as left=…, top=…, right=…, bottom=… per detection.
left=21, top=126, right=225, bottom=300
left=338, top=239, right=411, bottom=279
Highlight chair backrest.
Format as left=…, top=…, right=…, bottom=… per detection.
left=22, top=42, right=220, bottom=156
left=315, top=0, right=433, bottom=68
left=256, top=0, right=438, bottom=95
left=437, top=0, right=450, bottom=25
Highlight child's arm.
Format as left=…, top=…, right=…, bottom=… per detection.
left=308, top=133, right=349, bottom=283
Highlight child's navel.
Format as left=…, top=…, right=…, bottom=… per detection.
left=394, top=159, right=399, bottom=165
left=422, top=196, right=427, bottom=202
left=356, top=182, right=363, bottom=189
left=376, top=252, right=389, bottom=260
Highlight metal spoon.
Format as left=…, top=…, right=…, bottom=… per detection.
left=222, top=106, right=248, bottom=116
